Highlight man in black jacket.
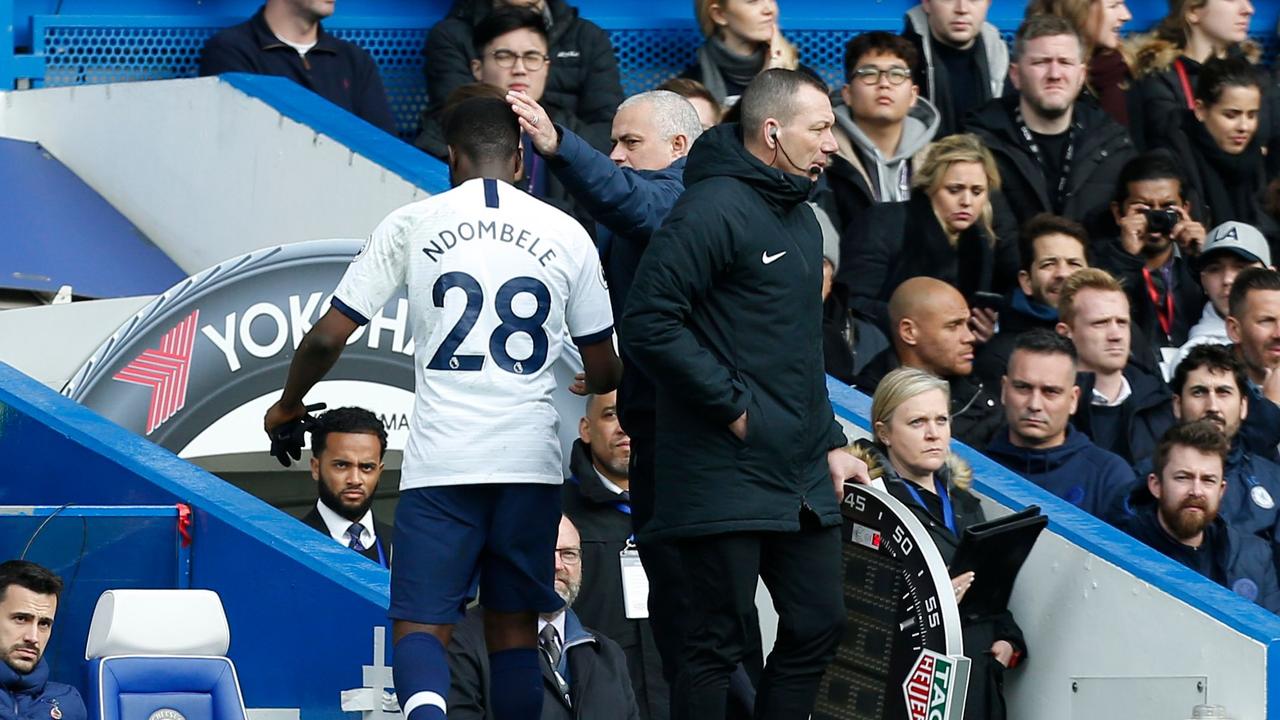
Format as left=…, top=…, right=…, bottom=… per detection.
left=448, top=516, right=642, bottom=719
left=964, top=15, right=1134, bottom=235
left=299, top=406, right=393, bottom=568
left=1056, top=269, right=1176, bottom=466
left=562, top=392, right=669, bottom=720
left=621, top=69, right=868, bottom=720
left=974, top=213, right=1090, bottom=391
left=1119, top=421, right=1280, bottom=613
left=900, top=0, right=1008, bottom=139
left=424, top=0, right=622, bottom=153
left=199, top=0, right=395, bottom=133
left=854, top=277, right=1004, bottom=450
left=1093, top=152, right=1208, bottom=362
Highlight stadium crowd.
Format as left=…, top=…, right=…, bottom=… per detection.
left=189, top=0, right=1280, bottom=718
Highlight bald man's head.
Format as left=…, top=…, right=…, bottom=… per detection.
left=888, top=278, right=977, bottom=377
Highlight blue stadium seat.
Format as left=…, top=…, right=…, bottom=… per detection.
left=84, top=590, right=247, bottom=720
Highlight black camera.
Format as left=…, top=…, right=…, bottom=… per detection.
left=1144, top=208, right=1181, bottom=235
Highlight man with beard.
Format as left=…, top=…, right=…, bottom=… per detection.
left=448, top=516, right=641, bottom=719
left=987, top=329, right=1132, bottom=520
left=1124, top=345, right=1280, bottom=561
left=974, top=213, right=1089, bottom=390
left=0, top=561, right=86, bottom=720
left=562, top=392, right=667, bottom=719
left=964, top=15, right=1133, bottom=234
left=1094, top=152, right=1208, bottom=366
left=1056, top=269, right=1175, bottom=466
left=1119, top=421, right=1280, bottom=613
left=853, top=277, right=1004, bottom=449
left=300, top=407, right=393, bottom=568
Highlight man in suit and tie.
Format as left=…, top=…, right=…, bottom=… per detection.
left=446, top=515, right=640, bottom=719
left=300, top=406, right=393, bottom=567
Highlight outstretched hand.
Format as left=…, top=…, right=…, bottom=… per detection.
left=507, top=90, right=559, bottom=156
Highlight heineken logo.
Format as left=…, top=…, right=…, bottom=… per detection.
left=903, top=649, right=955, bottom=720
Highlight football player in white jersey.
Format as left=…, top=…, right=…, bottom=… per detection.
left=265, top=96, right=621, bottom=720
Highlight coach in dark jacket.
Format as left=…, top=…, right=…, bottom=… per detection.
left=621, top=70, right=860, bottom=718
left=448, top=605, right=640, bottom=720
left=965, top=93, right=1133, bottom=235
left=424, top=0, right=623, bottom=152
left=199, top=3, right=395, bottom=133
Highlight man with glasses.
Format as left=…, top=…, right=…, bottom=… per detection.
left=448, top=516, right=642, bottom=719
left=965, top=15, right=1134, bottom=234
left=817, top=31, right=939, bottom=291
left=1119, top=421, right=1280, bottom=612
left=424, top=0, right=622, bottom=153
left=419, top=8, right=595, bottom=227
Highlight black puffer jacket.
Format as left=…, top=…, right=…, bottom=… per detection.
left=621, top=123, right=846, bottom=541
left=964, top=94, right=1135, bottom=235
left=423, top=0, right=623, bottom=152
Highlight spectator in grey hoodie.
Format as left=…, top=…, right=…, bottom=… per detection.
left=818, top=31, right=941, bottom=290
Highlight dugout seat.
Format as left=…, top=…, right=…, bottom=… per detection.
left=84, top=589, right=247, bottom=720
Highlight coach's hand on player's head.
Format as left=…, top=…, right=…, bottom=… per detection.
left=827, top=448, right=871, bottom=500
left=507, top=90, right=559, bottom=156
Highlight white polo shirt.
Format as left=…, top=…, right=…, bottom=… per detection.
left=332, top=177, right=613, bottom=490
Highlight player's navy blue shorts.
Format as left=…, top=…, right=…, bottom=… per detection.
left=389, top=483, right=564, bottom=624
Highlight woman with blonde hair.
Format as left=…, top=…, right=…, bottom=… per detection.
left=1025, top=0, right=1134, bottom=125
left=1127, top=0, right=1272, bottom=154
left=678, top=0, right=812, bottom=106
left=848, top=366, right=1025, bottom=720
left=847, top=133, right=1017, bottom=336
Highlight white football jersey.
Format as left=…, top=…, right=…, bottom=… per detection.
left=332, top=178, right=613, bottom=489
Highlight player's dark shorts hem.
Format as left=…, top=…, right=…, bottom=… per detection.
left=389, top=483, right=564, bottom=625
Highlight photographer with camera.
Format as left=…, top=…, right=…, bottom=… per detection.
left=1095, top=152, right=1208, bottom=369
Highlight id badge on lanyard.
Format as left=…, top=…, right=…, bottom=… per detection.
left=620, top=539, right=650, bottom=619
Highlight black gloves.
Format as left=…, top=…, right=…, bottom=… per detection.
left=268, top=403, right=327, bottom=468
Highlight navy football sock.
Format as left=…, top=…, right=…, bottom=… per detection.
left=488, top=647, right=544, bottom=720
left=393, top=632, right=450, bottom=720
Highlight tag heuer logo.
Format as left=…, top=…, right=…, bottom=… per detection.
left=903, top=649, right=954, bottom=720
